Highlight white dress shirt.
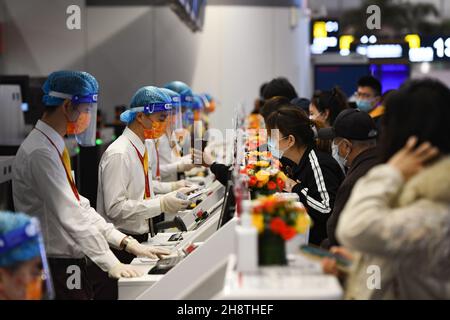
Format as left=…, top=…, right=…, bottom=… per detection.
left=146, top=139, right=174, bottom=194
left=97, top=127, right=163, bottom=235
left=13, top=120, right=123, bottom=272
left=151, top=134, right=180, bottom=182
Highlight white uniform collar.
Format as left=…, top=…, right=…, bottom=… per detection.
left=35, top=120, right=66, bottom=154
left=123, top=127, right=146, bottom=155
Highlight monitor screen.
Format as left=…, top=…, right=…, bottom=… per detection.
left=217, top=180, right=235, bottom=230
left=314, top=64, right=370, bottom=97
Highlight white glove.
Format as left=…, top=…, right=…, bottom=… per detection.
left=160, top=191, right=192, bottom=214
left=125, top=239, right=171, bottom=259
left=177, top=155, right=196, bottom=172
left=171, top=179, right=193, bottom=191
left=108, top=263, right=144, bottom=279
left=193, top=148, right=213, bottom=167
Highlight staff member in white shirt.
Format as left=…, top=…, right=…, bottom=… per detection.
left=151, top=88, right=195, bottom=183
left=97, top=86, right=193, bottom=264
left=12, top=71, right=169, bottom=300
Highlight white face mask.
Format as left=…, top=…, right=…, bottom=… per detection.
left=332, top=140, right=350, bottom=172
left=268, top=136, right=290, bottom=159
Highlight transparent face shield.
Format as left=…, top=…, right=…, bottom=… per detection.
left=48, top=91, right=98, bottom=147
left=177, top=94, right=194, bottom=145
left=121, top=102, right=172, bottom=140
left=0, top=218, right=54, bottom=300
left=168, top=97, right=183, bottom=146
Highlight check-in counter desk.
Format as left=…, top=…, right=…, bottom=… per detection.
left=118, top=179, right=343, bottom=301
left=118, top=179, right=226, bottom=300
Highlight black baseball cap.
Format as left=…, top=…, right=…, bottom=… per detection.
left=291, top=97, right=311, bottom=113
left=318, top=109, right=378, bottom=140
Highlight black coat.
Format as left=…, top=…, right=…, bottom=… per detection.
left=210, top=163, right=231, bottom=186
left=323, top=147, right=380, bottom=248
left=281, top=147, right=345, bottom=245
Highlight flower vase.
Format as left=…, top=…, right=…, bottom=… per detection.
left=258, top=231, right=287, bottom=266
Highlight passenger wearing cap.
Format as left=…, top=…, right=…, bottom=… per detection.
left=317, top=109, right=380, bottom=248
left=97, top=86, right=194, bottom=267
left=0, top=212, right=53, bottom=300
left=12, top=71, right=168, bottom=300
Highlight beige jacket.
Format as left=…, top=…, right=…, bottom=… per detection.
left=336, top=156, right=450, bottom=300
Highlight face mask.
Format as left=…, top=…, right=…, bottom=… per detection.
left=25, top=277, right=43, bottom=300
left=332, top=141, right=350, bottom=171
left=65, top=102, right=93, bottom=135
left=67, top=111, right=91, bottom=135
left=356, top=99, right=374, bottom=113
left=141, top=118, right=168, bottom=140
left=268, top=136, right=289, bottom=159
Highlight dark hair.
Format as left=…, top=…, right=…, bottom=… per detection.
left=266, top=105, right=315, bottom=148
left=43, top=105, right=60, bottom=115
left=259, top=82, right=268, bottom=98
left=260, top=96, right=292, bottom=120
left=379, top=78, right=450, bottom=162
left=380, top=89, right=396, bottom=105
left=357, top=76, right=382, bottom=97
left=262, top=77, right=298, bottom=101
left=311, top=87, right=349, bottom=125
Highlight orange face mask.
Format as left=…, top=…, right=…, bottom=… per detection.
left=25, top=277, right=43, bottom=300
left=142, top=118, right=168, bottom=140
left=67, top=111, right=91, bottom=135
left=207, top=100, right=216, bottom=113
left=193, top=110, right=202, bottom=121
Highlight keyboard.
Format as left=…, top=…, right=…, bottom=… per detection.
left=148, top=256, right=184, bottom=275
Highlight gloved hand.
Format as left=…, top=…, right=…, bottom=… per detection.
left=177, top=186, right=199, bottom=195
left=125, top=239, right=171, bottom=259
left=193, top=149, right=213, bottom=167
left=177, top=155, right=195, bottom=172
left=160, top=191, right=192, bottom=214
left=108, top=263, right=144, bottom=279
left=171, top=179, right=193, bottom=191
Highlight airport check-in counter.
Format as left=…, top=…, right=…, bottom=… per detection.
left=118, top=176, right=343, bottom=300
left=118, top=179, right=226, bottom=300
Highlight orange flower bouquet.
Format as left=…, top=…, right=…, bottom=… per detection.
left=251, top=195, right=311, bottom=265
left=241, top=160, right=287, bottom=199
left=245, top=129, right=267, bottom=151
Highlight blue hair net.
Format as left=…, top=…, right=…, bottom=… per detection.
left=163, top=81, right=194, bottom=107
left=192, top=94, right=205, bottom=110
left=159, top=88, right=181, bottom=103
left=0, top=212, right=41, bottom=268
left=42, top=71, right=99, bottom=106
left=120, top=86, right=172, bottom=124
left=202, top=93, right=213, bottom=102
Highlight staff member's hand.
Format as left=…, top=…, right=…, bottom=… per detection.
left=125, top=239, right=171, bottom=259
left=108, top=263, right=144, bottom=279
left=177, top=155, right=195, bottom=172
left=160, top=191, right=192, bottom=214
left=193, top=149, right=213, bottom=167
left=171, top=179, right=193, bottom=191
left=388, top=136, right=439, bottom=181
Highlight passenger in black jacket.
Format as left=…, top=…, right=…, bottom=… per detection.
left=317, top=109, right=381, bottom=248
left=266, top=106, right=345, bottom=245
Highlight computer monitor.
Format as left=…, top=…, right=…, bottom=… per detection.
left=217, top=179, right=235, bottom=230
left=0, top=75, right=46, bottom=125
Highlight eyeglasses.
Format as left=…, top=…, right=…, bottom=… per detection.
left=355, top=91, right=374, bottom=100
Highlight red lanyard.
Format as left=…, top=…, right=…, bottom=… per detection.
left=35, top=128, right=81, bottom=202
left=155, top=141, right=161, bottom=181
left=129, top=141, right=151, bottom=199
